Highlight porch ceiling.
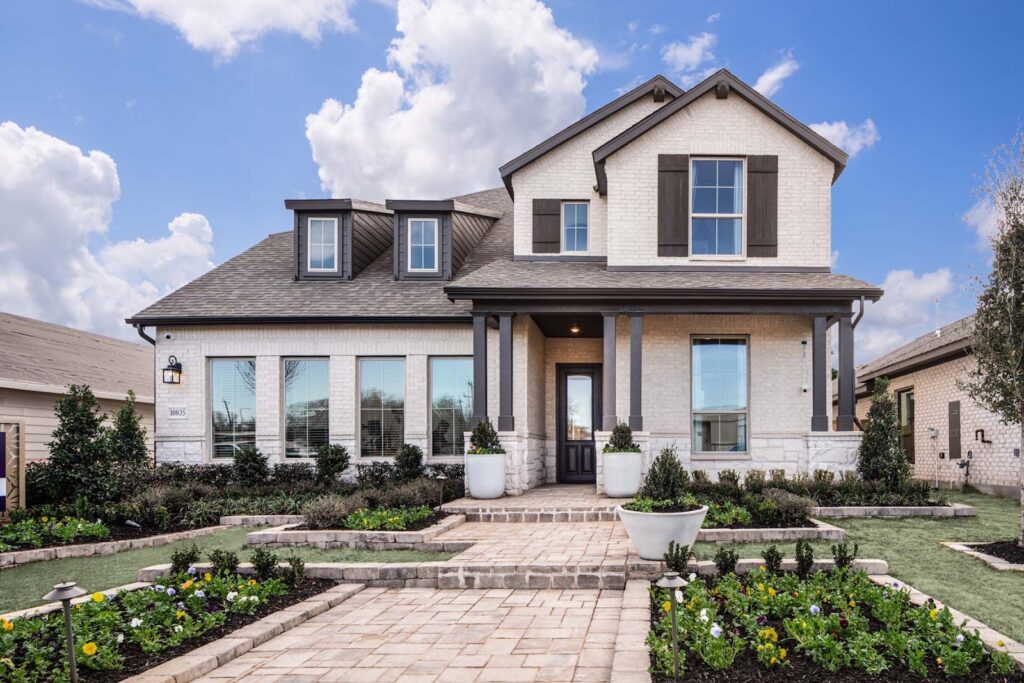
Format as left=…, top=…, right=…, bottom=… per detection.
left=531, top=313, right=603, bottom=338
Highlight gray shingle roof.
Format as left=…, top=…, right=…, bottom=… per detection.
left=0, top=312, right=154, bottom=402
left=858, top=314, right=974, bottom=381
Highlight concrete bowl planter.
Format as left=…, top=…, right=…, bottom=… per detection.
left=602, top=452, right=642, bottom=497
left=616, top=505, right=709, bottom=560
left=465, top=452, right=506, bottom=499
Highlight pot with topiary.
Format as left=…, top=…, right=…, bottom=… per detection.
left=616, top=447, right=708, bottom=560
left=465, top=419, right=506, bottom=499
left=601, top=422, right=643, bottom=497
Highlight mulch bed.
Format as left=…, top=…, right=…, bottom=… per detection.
left=80, top=578, right=336, bottom=682
left=295, top=509, right=451, bottom=533
left=972, top=540, right=1024, bottom=565
left=1, top=523, right=215, bottom=553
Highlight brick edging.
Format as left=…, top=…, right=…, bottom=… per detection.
left=942, top=542, right=1024, bottom=572
left=0, top=525, right=228, bottom=570
left=812, top=503, right=977, bottom=518
left=220, top=514, right=304, bottom=526
left=244, top=514, right=467, bottom=550
left=121, top=583, right=365, bottom=683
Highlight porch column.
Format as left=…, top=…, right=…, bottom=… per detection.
left=472, top=312, right=488, bottom=424
left=629, top=313, right=643, bottom=431
left=811, top=315, right=829, bottom=431
left=837, top=314, right=856, bottom=431
left=498, top=313, right=515, bottom=431
left=602, top=312, right=617, bottom=430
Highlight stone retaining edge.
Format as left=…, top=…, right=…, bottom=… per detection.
left=942, top=542, right=1024, bottom=572
left=244, top=514, right=467, bottom=549
left=812, top=502, right=976, bottom=518
left=219, top=515, right=304, bottom=527
left=696, top=518, right=845, bottom=543
left=0, top=525, right=229, bottom=570
left=0, top=581, right=153, bottom=622
left=121, top=583, right=365, bottom=683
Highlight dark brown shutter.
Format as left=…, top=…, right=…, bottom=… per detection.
left=948, top=400, right=961, bottom=460
left=532, top=199, right=561, bottom=253
left=657, top=154, right=689, bottom=256
left=746, top=155, right=778, bottom=257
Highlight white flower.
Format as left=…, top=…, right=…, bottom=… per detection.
left=956, top=634, right=965, bottom=645
left=249, top=596, right=259, bottom=603
left=130, top=618, right=143, bottom=628
left=195, top=590, right=205, bottom=599
left=699, top=608, right=709, bottom=624
left=710, top=623, right=722, bottom=638
left=688, top=573, right=697, bottom=582
left=810, top=604, right=821, bottom=615
left=226, top=591, right=238, bottom=603
left=116, top=633, right=124, bottom=644
left=674, top=589, right=685, bottom=603
left=174, top=625, right=183, bottom=633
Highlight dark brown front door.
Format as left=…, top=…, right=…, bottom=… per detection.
left=557, top=364, right=601, bottom=484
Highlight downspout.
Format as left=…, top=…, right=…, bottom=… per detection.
left=134, top=324, right=158, bottom=467
left=135, top=324, right=156, bottom=346
left=850, top=297, right=866, bottom=431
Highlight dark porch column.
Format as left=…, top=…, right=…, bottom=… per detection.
left=498, top=313, right=515, bottom=431
left=811, top=315, right=829, bottom=431
left=472, top=312, right=488, bottom=424
left=602, top=312, right=618, bottom=430
left=629, top=313, right=643, bottom=431
left=837, top=314, right=856, bottom=431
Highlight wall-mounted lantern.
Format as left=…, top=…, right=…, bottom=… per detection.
left=162, top=355, right=182, bottom=384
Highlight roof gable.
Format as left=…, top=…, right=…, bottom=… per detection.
left=592, top=69, right=849, bottom=194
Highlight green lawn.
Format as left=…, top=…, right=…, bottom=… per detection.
left=0, top=526, right=455, bottom=614
left=694, top=490, right=1024, bottom=643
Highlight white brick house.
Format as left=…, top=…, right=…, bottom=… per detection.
left=129, top=70, right=882, bottom=495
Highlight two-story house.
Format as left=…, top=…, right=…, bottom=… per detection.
left=128, top=70, right=882, bottom=495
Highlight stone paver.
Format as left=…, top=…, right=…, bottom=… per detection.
left=437, top=522, right=631, bottom=567
left=195, top=586, right=622, bottom=683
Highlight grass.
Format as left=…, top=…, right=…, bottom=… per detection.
left=693, top=490, right=1024, bottom=643
left=0, top=526, right=456, bottom=614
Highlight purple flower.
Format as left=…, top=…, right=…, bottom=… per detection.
left=166, top=587, right=176, bottom=597
left=187, top=567, right=197, bottom=576
left=710, top=624, right=723, bottom=638
left=810, top=605, right=821, bottom=615
left=756, top=615, right=768, bottom=626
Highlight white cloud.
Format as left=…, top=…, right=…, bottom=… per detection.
left=706, top=12, right=721, bottom=23
left=753, top=51, right=798, bottom=97
left=661, top=32, right=717, bottom=85
left=857, top=268, right=956, bottom=362
left=963, top=197, right=1000, bottom=250
left=809, top=119, right=880, bottom=158
left=81, top=0, right=356, bottom=60
left=0, top=122, right=214, bottom=339
left=305, top=0, right=598, bottom=201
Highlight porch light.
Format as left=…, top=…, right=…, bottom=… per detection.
left=570, top=322, right=580, bottom=334
left=43, top=581, right=89, bottom=683
left=162, top=355, right=182, bottom=384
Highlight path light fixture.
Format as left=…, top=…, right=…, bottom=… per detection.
left=656, top=571, right=688, bottom=682
left=43, top=581, right=88, bottom=683
left=162, top=355, right=182, bottom=384
left=435, top=471, right=448, bottom=511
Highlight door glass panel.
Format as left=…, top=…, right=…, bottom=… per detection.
left=566, top=374, right=593, bottom=441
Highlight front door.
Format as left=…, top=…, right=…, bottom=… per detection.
left=557, top=364, right=601, bottom=484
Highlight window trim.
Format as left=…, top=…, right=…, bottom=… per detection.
left=688, top=157, right=746, bottom=261
left=689, top=335, right=750, bottom=456
left=281, top=357, right=330, bottom=460
left=428, top=355, right=474, bottom=458
left=208, top=357, right=257, bottom=460
left=307, top=216, right=339, bottom=272
left=560, top=201, right=590, bottom=255
left=357, top=356, right=407, bottom=458
left=407, top=217, right=440, bottom=273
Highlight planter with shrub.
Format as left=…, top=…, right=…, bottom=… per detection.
left=601, top=422, right=643, bottom=497
left=464, top=419, right=506, bottom=499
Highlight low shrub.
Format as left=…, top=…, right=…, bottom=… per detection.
left=795, top=540, right=814, bottom=580
left=831, top=541, right=858, bottom=569
left=301, top=494, right=370, bottom=530
left=758, top=488, right=814, bottom=527
left=170, top=544, right=201, bottom=575
left=743, top=469, right=767, bottom=493
left=0, top=516, right=109, bottom=551
left=281, top=553, right=305, bottom=587
left=428, top=463, right=465, bottom=480
left=604, top=422, right=640, bottom=453
left=638, top=447, right=689, bottom=501
left=717, top=469, right=740, bottom=488
left=623, top=494, right=701, bottom=513
left=374, top=478, right=442, bottom=509
left=705, top=501, right=752, bottom=528
left=250, top=548, right=279, bottom=582
left=761, top=544, right=783, bottom=575
left=664, top=541, right=691, bottom=574
left=207, top=548, right=240, bottom=576
left=270, top=463, right=315, bottom=487
left=713, top=547, right=739, bottom=576
left=394, top=444, right=425, bottom=483
left=345, top=505, right=433, bottom=531
left=357, top=461, right=396, bottom=489
left=313, top=444, right=350, bottom=486
left=232, top=447, right=270, bottom=487
left=468, top=419, right=504, bottom=453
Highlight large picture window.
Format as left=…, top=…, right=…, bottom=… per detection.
left=210, top=359, right=256, bottom=458
left=691, top=338, right=748, bottom=453
left=408, top=218, right=438, bottom=272
left=691, top=158, right=743, bottom=256
left=430, top=357, right=473, bottom=456
left=359, top=358, right=405, bottom=457
left=562, top=202, right=589, bottom=253
left=307, top=217, right=337, bottom=271
left=284, top=359, right=329, bottom=458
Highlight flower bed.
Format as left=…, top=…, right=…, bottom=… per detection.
left=624, top=489, right=816, bottom=530
left=647, top=567, right=1022, bottom=681
left=0, top=517, right=109, bottom=552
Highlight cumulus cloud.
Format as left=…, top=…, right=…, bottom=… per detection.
left=809, top=119, right=880, bottom=158
left=661, top=32, right=717, bottom=85
left=753, top=51, right=798, bottom=97
left=81, top=0, right=355, bottom=60
left=857, top=268, right=956, bottom=362
left=0, top=122, right=213, bottom=339
left=305, top=0, right=598, bottom=201
left=963, top=197, right=1000, bottom=250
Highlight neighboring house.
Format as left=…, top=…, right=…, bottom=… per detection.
left=840, top=314, right=1021, bottom=497
left=128, top=70, right=882, bottom=495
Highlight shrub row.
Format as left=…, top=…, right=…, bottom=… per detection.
left=302, top=477, right=455, bottom=529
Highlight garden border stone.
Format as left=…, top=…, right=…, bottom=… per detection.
left=696, top=518, right=845, bottom=543
left=243, top=513, right=468, bottom=550
left=0, top=525, right=228, bottom=570
left=942, top=541, right=1024, bottom=572
left=219, top=515, right=304, bottom=526
left=121, top=583, right=365, bottom=683
left=611, top=578, right=655, bottom=683
left=0, top=581, right=153, bottom=622
left=812, top=502, right=976, bottom=518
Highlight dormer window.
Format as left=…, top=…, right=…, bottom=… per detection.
left=308, top=217, right=338, bottom=271
left=408, top=218, right=438, bottom=272
left=562, top=202, right=589, bottom=253
left=691, top=158, right=744, bottom=256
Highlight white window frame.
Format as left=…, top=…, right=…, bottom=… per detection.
left=690, top=335, right=750, bottom=456
left=307, top=217, right=338, bottom=272
left=407, top=217, right=439, bottom=272
left=560, top=201, right=590, bottom=255
left=689, top=157, right=746, bottom=260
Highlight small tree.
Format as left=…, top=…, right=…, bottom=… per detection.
left=468, top=419, right=504, bottom=453
left=395, top=444, right=425, bottom=482
left=603, top=422, right=640, bottom=453
left=638, top=447, right=689, bottom=500
left=856, top=378, right=911, bottom=489
left=108, top=390, right=150, bottom=468
left=960, top=133, right=1024, bottom=547
left=232, top=446, right=270, bottom=487
left=47, top=384, right=114, bottom=503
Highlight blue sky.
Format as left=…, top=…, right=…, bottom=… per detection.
left=2, top=0, right=1021, bottom=361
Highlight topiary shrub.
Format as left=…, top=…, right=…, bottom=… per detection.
left=313, top=444, right=350, bottom=486
left=637, top=447, right=689, bottom=501
left=232, top=446, right=270, bottom=487
left=395, top=444, right=425, bottom=482
left=857, top=378, right=912, bottom=489
left=603, top=422, right=640, bottom=453
left=468, top=419, right=504, bottom=453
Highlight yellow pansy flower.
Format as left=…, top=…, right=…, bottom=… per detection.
left=662, top=600, right=672, bottom=613
left=1, top=620, right=13, bottom=632
left=176, top=610, right=186, bottom=620
left=91, top=592, right=105, bottom=603
left=82, top=642, right=98, bottom=657
left=768, top=587, right=777, bottom=597
left=756, top=583, right=765, bottom=592
left=997, top=640, right=1006, bottom=648
left=849, top=600, right=856, bottom=608
left=929, top=609, right=938, bottom=620
left=780, top=648, right=787, bottom=659
left=770, top=657, right=778, bottom=665
left=41, top=516, right=49, bottom=522
left=936, top=657, right=944, bottom=666
left=247, top=579, right=257, bottom=587
left=204, top=573, right=213, bottom=582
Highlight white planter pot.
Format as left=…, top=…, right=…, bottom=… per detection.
left=602, top=451, right=642, bottom=497
left=616, top=505, right=709, bottom=560
left=465, top=453, right=506, bottom=499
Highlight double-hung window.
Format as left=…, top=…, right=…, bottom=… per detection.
left=691, top=338, right=748, bottom=453
left=691, top=159, right=744, bottom=256
left=283, top=358, right=329, bottom=458
left=562, top=202, right=589, bottom=253
left=430, top=357, right=473, bottom=456
left=359, top=358, right=405, bottom=457
left=409, top=218, right=438, bottom=272
left=210, top=359, right=257, bottom=458
left=308, top=217, right=337, bottom=271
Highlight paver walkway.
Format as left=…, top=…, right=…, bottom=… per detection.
left=436, top=521, right=632, bottom=567
left=197, top=586, right=623, bottom=682
left=444, top=485, right=628, bottom=511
